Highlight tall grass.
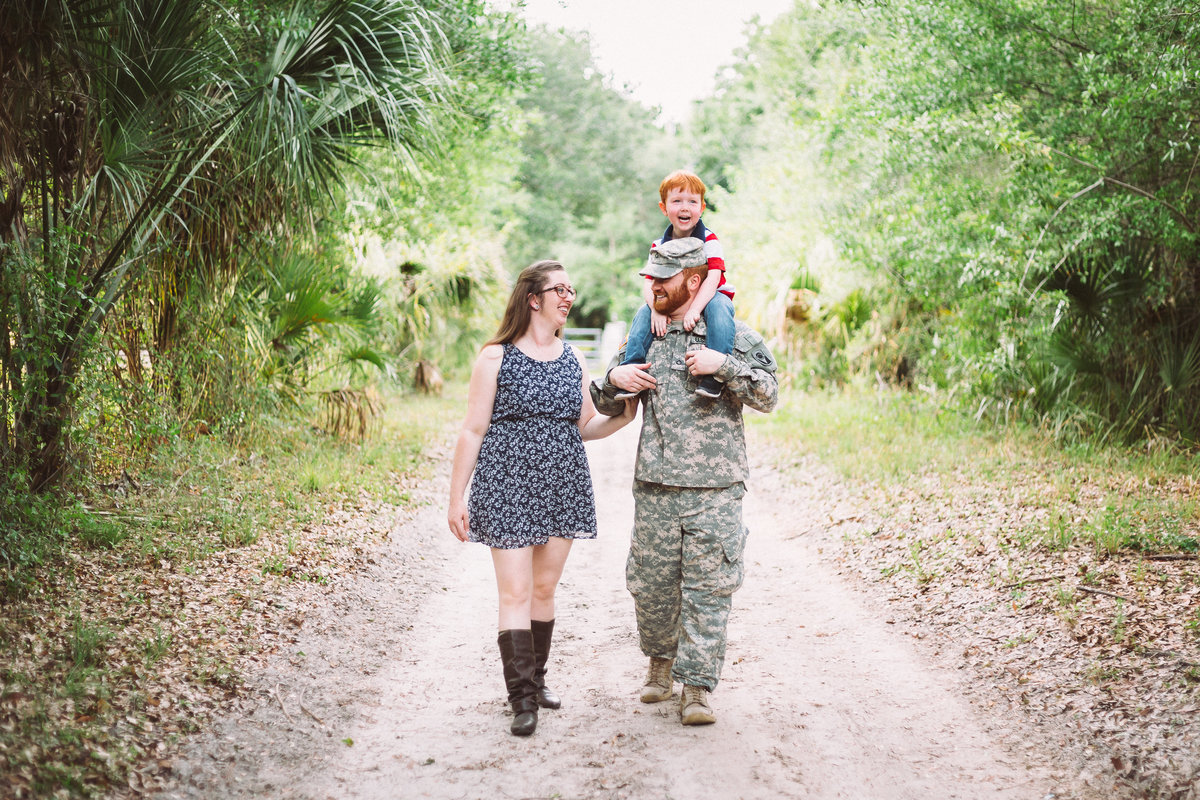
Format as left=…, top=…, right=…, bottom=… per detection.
left=751, top=383, right=1199, bottom=555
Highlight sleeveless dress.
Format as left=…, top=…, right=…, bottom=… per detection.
left=467, top=343, right=597, bottom=549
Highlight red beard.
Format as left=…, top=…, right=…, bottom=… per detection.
left=651, top=279, right=690, bottom=315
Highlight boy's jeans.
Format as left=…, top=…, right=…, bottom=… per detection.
left=622, top=292, right=735, bottom=365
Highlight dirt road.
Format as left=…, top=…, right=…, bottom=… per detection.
left=158, top=423, right=1073, bottom=799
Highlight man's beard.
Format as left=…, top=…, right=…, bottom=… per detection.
left=651, top=280, right=690, bottom=315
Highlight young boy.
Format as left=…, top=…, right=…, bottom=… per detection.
left=617, top=170, right=735, bottom=399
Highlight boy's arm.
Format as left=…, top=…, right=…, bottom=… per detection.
left=642, top=278, right=668, bottom=336
left=683, top=269, right=723, bottom=331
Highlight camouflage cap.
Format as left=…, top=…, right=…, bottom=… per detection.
left=639, top=237, right=706, bottom=279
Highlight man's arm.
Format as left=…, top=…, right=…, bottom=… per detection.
left=589, top=338, right=649, bottom=416
left=715, top=352, right=778, bottom=413
left=686, top=328, right=779, bottom=413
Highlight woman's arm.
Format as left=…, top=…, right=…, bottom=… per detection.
left=573, top=346, right=636, bottom=441
left=447, top=345, right=503, bottom=541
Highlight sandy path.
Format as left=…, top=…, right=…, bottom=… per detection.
left=159, top=423, right=1067, bottom=799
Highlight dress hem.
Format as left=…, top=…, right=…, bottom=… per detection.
left=468, top=530, right=597, bottom=550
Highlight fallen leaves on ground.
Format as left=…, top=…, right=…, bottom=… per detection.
left=0, top=472, right=432, bottom=799
left=776, top=454, right=1200, bottom=800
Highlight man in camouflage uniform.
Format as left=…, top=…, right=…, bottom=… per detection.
left=591, top=237, right=779, bottom=725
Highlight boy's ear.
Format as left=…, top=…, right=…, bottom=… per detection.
left=658, top=200, right=668, bottom=215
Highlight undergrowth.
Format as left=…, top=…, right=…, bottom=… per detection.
left=0, top=387, right=451, bottom=798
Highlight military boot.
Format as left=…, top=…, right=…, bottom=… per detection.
left=639, top=656, right=674, bottom=703
left=680, top=684, right=716, bottom=725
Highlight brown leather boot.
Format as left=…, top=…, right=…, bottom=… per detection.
left=497, top=629, right=538, bottom=736
left=530, top=619, right=561, bottom=709
left=640, top=656, right=674, bottom=703
left=680, top=684, right=716, bottom=725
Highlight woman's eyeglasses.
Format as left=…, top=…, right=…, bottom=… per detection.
left=539, top=284, right=577, bottom=299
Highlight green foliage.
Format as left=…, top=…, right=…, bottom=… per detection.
left=0, top=0, right=480, bottom=487
left=505, top=27, right=670, bottom=327
left=695, top=0, right=1200, bottom=447
left=377, top=230, right=510, bottom=376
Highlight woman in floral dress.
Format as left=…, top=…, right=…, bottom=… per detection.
left=448, top=260, right=636, bottom=736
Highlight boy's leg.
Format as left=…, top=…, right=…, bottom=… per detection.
left=696, top=294, right=735, bottom=398
left=613, top=304, right=653, bottom=399
left=620, top=303, right=653, bottom=366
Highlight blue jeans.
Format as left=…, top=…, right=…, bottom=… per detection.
left=621, top=292, right=735, bottom=365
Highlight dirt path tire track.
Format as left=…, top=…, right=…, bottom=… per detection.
left=158, top=423, right=1075, bottom=799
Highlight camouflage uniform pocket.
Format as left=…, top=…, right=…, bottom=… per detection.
left=711, top=525, right=747, bottom=597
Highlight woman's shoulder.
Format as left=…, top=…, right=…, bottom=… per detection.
left=479, top=343, right=506, bottom=362
left=471, top=343, right=507, bottom=380
left=566, top=342, right=588, bottom=368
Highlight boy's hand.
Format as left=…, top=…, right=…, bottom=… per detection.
left=683, top=306, right=702, bottom=331
left=650, top=309, right=668, bottom=337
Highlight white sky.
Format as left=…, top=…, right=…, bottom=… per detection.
left=511, top=0, right=795, bottom=125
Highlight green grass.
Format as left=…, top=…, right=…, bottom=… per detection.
left=101, top=387, right=451, bottom=567
left=750, top=383, right=1200, bottom=556
left=750, top=382, right=1040, bottom=482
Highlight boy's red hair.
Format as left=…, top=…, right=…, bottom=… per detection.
left=659, top=170, right=707, bottom=203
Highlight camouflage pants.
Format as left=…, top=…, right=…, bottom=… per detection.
left=626, top=480, right=747, bottom=691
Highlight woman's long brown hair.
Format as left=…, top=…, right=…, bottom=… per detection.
left=485, top=260, right=567, bottom=346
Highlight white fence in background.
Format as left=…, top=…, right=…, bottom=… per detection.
left=564, top=321, right=626, bottom=373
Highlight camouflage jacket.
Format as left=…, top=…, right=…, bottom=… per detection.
left=592, top=318, right=779, bottom=488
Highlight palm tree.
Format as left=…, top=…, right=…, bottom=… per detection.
left=0, top=0, right=460, bottom=488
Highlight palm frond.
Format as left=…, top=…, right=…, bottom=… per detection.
left=1156, top=326, right=1200, bottom=397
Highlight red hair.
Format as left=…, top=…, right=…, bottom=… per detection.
left=659, top=170, right=707, bottom=203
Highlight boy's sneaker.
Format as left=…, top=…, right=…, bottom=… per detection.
left=695, top=376, right=723, bottom=399
left=602, top=381, right=641, bottom=401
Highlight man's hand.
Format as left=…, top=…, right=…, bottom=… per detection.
left=684, top=346, right=726, bottom=377
left=650, top=309, right=669, bottom=337
left=609, top=362, right=656, bottom=394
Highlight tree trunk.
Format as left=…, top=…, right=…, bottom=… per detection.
left=27, top=369, right=73, bottom=491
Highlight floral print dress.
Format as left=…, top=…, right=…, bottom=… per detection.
left=468, top=343, right=597, bottom=549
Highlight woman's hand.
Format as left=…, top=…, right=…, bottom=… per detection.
left=448, top=498, right=469, bottom=542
